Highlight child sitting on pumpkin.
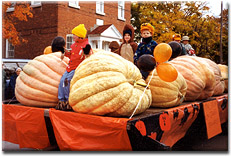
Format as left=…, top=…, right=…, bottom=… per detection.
left=134, top=23, right=158, bottom=80
left=55, top=24, right=92, bottom=111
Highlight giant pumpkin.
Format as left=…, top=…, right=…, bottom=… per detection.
left=198, top=57, right=225, bottom=96
left=69, top=50, right=152, bottom=117
left=146, top=69, right=187, bottom=108
left=170, top=56, right=215, bottom=101
left=218, top=64, right=228, bottom=92
left=15, top=52, right=69, bottom=107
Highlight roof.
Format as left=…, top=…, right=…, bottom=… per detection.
left=88, top=24, right=112, bottom=35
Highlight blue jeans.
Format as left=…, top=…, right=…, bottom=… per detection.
left=58, top=70, right=75, bottom=101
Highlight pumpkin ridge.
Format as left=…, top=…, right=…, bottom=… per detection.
left=71, top=70, right=126, bottom=89
left=15, top=88, right=56, bottom=107
left=171, top=59, right=201, bottom=71
left=20, top=72, right=58, bottom=96
left=171, top=61, right=204, bottom=79
left=25, top=62, right=59, bottom=88
left=72, top=82, right=132, bottom=114
left=149, top=80, right=178, bottom=91
left=73, top=61, right=125, bottom=81
left=28, top=60, right=60, bottom=87
left=69, top=75, right=127, bottom=105
left=109, top=86, right=151, bottom=116
left=16, top=76, right=57, bottom=102
left=34, top=55, right=66, bottom=76
left=91, top=83, right=133, bottom=114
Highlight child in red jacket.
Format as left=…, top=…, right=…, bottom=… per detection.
left=56, top=24, right=92, bottom=110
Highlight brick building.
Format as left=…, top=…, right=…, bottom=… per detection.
left=2, top=1, right=131, bottom=59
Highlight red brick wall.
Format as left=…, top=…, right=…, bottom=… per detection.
left=2, top=1, right=131, bottom=59
left=57, top=1, right=131, bottom=39
left=4, top=2, right=59, bottom=59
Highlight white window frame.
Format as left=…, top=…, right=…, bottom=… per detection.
left=31, top=1, right=42, bottom=8
left=6, top=39, right=15, bottom=58
left=6, top=2, right=16, bottom=12
left=118, top=1, right=125, bottom=21
left=69, top=1, right=80, bottom=9
left=66, top=34, right=74, bottom=50
left=96, top=19, right=104, bottom=26
left=96, top=1, right=105, bottom=16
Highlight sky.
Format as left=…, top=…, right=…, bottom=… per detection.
left=206, top=0, right=229, bottom=17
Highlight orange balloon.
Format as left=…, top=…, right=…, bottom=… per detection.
left=154, top=43, right=172, bottom=63
left=156, top=62, right=178, bottom=82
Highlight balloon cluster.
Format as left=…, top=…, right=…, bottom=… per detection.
left=154, top=43, right=178, bottom=82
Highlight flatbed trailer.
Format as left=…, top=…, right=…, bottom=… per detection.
left=2, top=93, right=228, bottom=151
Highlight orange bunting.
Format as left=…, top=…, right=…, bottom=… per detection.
left=154, top=43, right=172, bottom=63
left=156, top=62, right=178, bottom=82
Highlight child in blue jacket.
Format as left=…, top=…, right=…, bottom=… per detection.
left=134, top=23, right=158, bottom=79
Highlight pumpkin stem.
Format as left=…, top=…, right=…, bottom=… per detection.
left=133, top=80, right=149, bottom=88
left=220, top=78, right=228, bottom=81
left=178, top=93, right=185, bottom=104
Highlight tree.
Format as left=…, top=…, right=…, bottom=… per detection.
left=131, top=1, right=227, bottom=63
left=2, top=2, right=33, bottom=46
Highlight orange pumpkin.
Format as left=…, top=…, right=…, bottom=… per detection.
left=69, top=50, right=152, bottom=117
left=218, top=64, right=228, bottom=92
left=15, top=52, right=69, bottom=107
left=146, top=68, right=187, bottom=108
left=198, top=58, right=225, bottom=96
left=170, top=56, right=215, bottom=101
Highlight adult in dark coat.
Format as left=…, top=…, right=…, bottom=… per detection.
left=7, top=67, right=22, bottom=100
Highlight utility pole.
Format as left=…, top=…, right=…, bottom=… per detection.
left=219, top=1, right=223, bottom=63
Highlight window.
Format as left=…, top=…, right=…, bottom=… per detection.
left=31, top=1, right=41, bottom=7
left=6, top=40, right=15, bottom=58
left=6, top=2, right=16, bottom=12
left=118, top=1, right=125, bottom=21
left=96, top=1, right=105, bottom=15
left=96, top=19, right=104, bottom=26
left=69, top=1, right=80, bottom=9
left=66, top=34, right=74, bottom=50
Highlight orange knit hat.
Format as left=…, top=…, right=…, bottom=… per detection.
left=140, top=23, right=154, bottom=35
left=172, top=34, right=181, bottom=41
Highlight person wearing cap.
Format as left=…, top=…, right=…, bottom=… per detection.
left=182, top=36, right=196, bottom=56
left=172, top=34, right=187, bottom=55
left=134, top=23, right=158, bottom=79
left=56, top=24, right=93, bottom=111
left=118, top=24, right=138, bottom=63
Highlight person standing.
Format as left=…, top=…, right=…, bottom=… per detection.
left=7, top=67, right=22, bottom=100
left=182, top=36, right=196, bottom=56
left=172, top=34, right=187, bottom=55
left=119, top=24, right=138, bottom=63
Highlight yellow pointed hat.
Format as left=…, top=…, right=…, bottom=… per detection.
left=72, top=24, right=87, bottom=38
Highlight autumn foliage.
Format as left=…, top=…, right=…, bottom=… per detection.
left=2, top=2, right=33, bottom=46
left=131, top=1, right=228, bottom=64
